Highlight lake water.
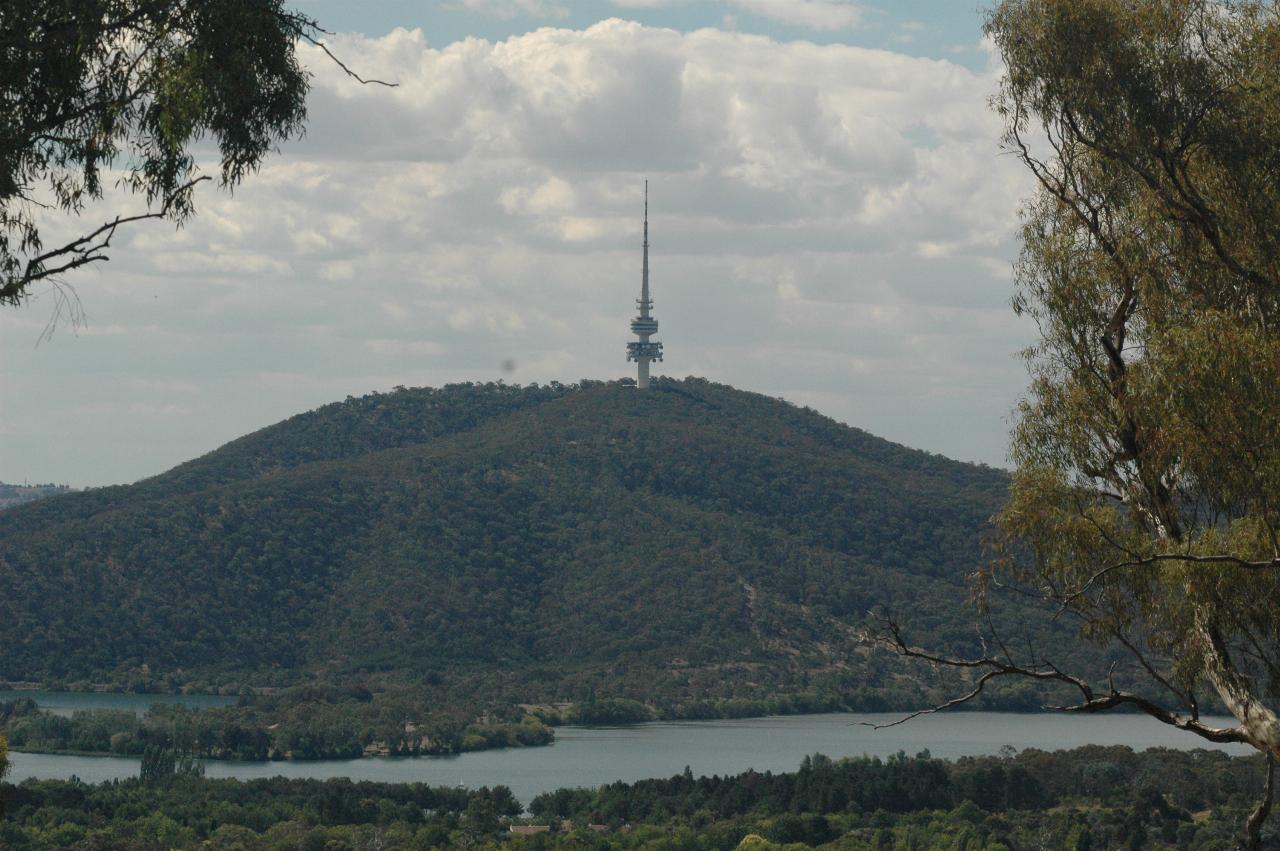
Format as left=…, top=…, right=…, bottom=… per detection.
left=6, top=710, right=1253, bottom=807
left=0, top=690, right=235, bottom=717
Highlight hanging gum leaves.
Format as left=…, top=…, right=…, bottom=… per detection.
left=987, top=0, right=1280, bottom=722
left=0, top=0, right=316, bottom=302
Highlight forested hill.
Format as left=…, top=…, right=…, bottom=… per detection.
left=0, top=378, right=1034, bottom=709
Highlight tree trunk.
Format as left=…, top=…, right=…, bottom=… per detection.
left=1241, top=755, right=1274, bottom=851
left=1198, top=617, right=1280, bottom=758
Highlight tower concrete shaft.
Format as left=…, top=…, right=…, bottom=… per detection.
left=626, top=180, right=663, bottom=388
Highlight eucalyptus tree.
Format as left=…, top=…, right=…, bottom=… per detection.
left=880, top=1, right=1280, bottom=846
left=0, top=0, right=389, bottom=309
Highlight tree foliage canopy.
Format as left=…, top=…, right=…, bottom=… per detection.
left=0, top=747, right=1269, bottom=848
left=986, top=0, right=1280, bottom=765
left=0, top=0, right=320, bottom=304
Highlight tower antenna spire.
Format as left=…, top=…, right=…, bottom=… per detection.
left=641, top=180, right=650, bottom=317
left=626, top=180, right=663, bottom=389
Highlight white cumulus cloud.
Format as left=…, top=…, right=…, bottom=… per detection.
left=1, top=19, right=1033, bottom=486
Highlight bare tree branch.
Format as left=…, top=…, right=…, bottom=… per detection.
left=861, top=669, right=1006, bottom=730
left=1112, top=631, right=1192, bottom=711
left=1114, top=553, right=1280, bottom=572
left=298, top=32, right=397, bottom=88
left=2, top=176, right=210, bottom=303
left=868, top=619, right=1253, bottom=747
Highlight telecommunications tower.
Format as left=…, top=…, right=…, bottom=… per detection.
left=626, top=181, right=663, bottom=389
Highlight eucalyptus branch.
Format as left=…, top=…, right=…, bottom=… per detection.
left=2, top=175, right=209, bottom=302
left=1061, top=107, right=1275, bottom=293
left=1112, top=552, right=1280, bottom=571
left=1111, top=631, right=1192, bottom=710
left=870, top=619, right=1252, bottom=746
left=298, top=32, right=398, bottom=88
left=1060, top=546, right=1278, bottom=612
left=3, top=1, right=395, bottom=309
left=1053, top=689, right=1248, bottom=745
left=862, top=669, right=1007, bottom=729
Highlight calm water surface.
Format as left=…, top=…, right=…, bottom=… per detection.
left=8, top=710, right=1252, bottom=807
left=0, top=690, right=235, bottom=716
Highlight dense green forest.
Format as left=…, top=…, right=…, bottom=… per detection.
left=0, top=747, right=1270, bottom=848
left=0, top=379, right=1108, bottom=733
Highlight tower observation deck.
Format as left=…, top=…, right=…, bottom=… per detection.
left=626, top=181, right=663, bottom=389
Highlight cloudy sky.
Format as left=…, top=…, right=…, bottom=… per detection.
left=1, top=0, right=1036, bottom=488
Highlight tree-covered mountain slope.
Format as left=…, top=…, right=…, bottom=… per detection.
left=0, top=378, right=1055, bottom=709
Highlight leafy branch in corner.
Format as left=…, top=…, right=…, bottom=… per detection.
left=0, top=0, right=397, bottom=310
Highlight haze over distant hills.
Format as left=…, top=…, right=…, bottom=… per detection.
left=0, top=482, right=74, bottom=511
left=0, top=379, right=1066, bottom=710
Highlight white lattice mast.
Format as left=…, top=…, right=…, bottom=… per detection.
left=626, top=180, right=663, bottom=389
